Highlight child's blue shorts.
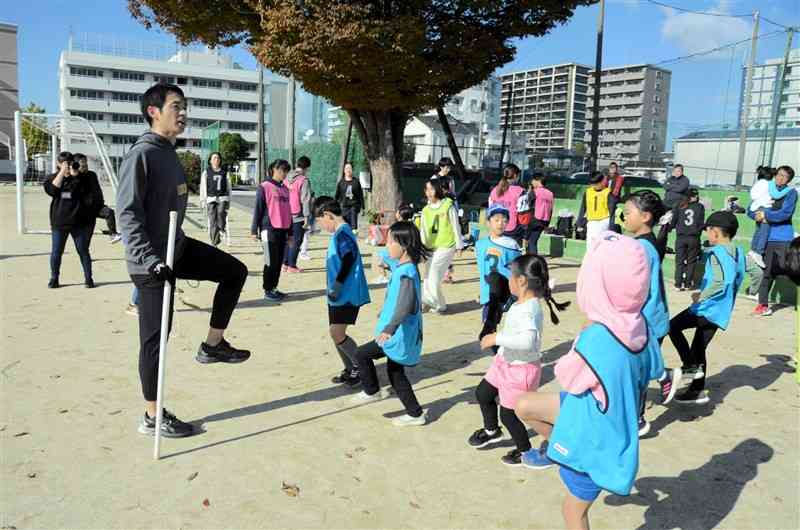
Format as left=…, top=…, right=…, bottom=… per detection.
left=557, top=391, right=601, bottom=502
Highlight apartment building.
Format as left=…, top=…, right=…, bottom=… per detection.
left=499, top=64, right=591, bottom=154
left=0, top=22, right=18, bottom=160
left=585, top=64, right=671, bottom=166
left=739, top=48, right=800, bottom=129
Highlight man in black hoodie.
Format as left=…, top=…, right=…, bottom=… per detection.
left=117, top=83, right=251, bottom=439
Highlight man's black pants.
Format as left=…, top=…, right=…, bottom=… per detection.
left=131, top=237, right=248, bottom=401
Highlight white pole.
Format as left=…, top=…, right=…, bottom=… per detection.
left=153, top=211, right=178, bottom=460
left=51, top=134, right=58, bottom=173
left=735, top=11, right=759, bottom=187
left=14, top=111, right=25, bottom=234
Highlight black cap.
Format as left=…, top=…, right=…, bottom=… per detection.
left=703, top=210, right=739, bottom=236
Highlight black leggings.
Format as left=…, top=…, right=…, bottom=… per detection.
left=476, top=379, right=531, bottom=452
left=262, top=229, right=288, bottom=291
left=355, top=340, right=422, bottom=417
left=668, top=309, right=718, bottom=393
left=131, top=237, right=248, bottom=401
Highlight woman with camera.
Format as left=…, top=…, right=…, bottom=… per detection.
left=43, top=151, right=96, bottom=288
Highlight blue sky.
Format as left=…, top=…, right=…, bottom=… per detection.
left=5, top=0, right=799, bottom=147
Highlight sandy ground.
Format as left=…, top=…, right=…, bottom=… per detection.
left=1, top=186, right=798, bottom=530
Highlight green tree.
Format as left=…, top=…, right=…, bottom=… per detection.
left=176, top=150, right=202, bottom=192
left=218, top=132, right=250, bottom=168
left=128, top=0, right=594, bottom=210
left=21, top=103, right=49, bottom=158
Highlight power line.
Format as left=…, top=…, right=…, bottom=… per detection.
left=654, top=29, right=785, bottom=66
left=643, top=0, right=751, bottom=18
left=759, top=16, right=796, bottom=31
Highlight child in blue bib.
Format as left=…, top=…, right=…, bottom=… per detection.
left=666, top=210, right=746, bottom=405
left=514, top=232, right=651, bottom=529
left=313, top=196, right=371, bottom=388
left=475, top=204, right=521, bottom=340
left=352, top=221, right=432, bottom=426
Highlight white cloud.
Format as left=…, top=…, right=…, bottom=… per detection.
left=660, top=1, right=752, bottom=59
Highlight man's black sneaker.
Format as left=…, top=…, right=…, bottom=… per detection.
left=85, top=279, right=96, bottom=289
left=274, top=289, right=288, bottom=300
left=138, top=409, right=194, bottom=438
left=501, top=448, right=523, bottom=466
left=674, top=390, right=710, bottom=405
left=331, top=369, right=360, bottom=387
left=48, top=278, right=59, bottom=289
left=196, top=339, right=251, bottom=364
left=467, top=427, right=504, bottom=448
left=681, top=365, right=705, bottom=380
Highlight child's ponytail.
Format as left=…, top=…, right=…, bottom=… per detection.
left=509, top=254, right=570, bottom=325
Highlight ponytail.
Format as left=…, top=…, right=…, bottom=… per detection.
left=498, top=163, right=520, bottom=197
left=509, top=254, right=570, bottom=325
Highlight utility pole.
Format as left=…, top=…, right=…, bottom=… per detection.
left=735, top=11, right=760, bottom=187
left=498, top=86, right=513, bottom=171
left=589, top=0, right=605, bottom=173
left=766, top=27, right=794, bottom=167
left=288, top=76, right=296, bottom=164
left=256, top=64, right=265, bottom=183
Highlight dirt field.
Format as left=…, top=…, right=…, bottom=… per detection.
left=1, top=186, right=798, bottom=530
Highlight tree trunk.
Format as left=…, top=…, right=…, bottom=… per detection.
left=346, top=109, right=407, bottom=213
left=435, top=106, right=467, bottom=182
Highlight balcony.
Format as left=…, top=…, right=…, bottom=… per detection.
left=587, top=82, right=644, bottom=96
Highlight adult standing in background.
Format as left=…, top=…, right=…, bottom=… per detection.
left=335, top=162, right=364, bottom=232
left=753, top=165, right=797, bottom=317
left=74, top=153, right=122, bottom=244
left=604, top=162, right=626, bottom=232
left=657, top=164, right=691, bottom=251
left=43, top=151, right=95, bottom=288
left=283, top=156, right=313, bottom=272
left=199, top=152, right=231, bottom=247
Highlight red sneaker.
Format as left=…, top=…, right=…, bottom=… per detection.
left=752, top=304, right=769, bottom=316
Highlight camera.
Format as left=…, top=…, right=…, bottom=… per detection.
left=71, top=161, right=81, bottom=171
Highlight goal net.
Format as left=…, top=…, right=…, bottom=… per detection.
left=14, top=112, right=117, bottom=234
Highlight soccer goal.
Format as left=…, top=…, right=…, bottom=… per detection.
left=13, top=111, right=117, bottom=234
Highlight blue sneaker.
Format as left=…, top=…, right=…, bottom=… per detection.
left=521, top=446, right=553, bottom=470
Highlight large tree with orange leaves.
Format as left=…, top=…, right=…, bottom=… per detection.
left=128, top=0, right=594, bottom=209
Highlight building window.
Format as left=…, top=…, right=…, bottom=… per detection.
left=193, top=78, right=223, bottom=89
left=655, top=82, right=661, bottom=91
left=70, top=89, right=104, bottom=100
left=656, top=71, right=663, bottom=79
left=112, top=70, right=146, bottom=82
left=71, top=111, right=104, bottom=121
left=192, top=99, right=224, bottom=109
left=111, top=135, right=138, bottom=145
left=653, top=95, right=661, bottom=104
left=70, top=67, right=104, bottom=78
left=191, top=119, right=216, bottom=128
left=229, top=101, right=258, bottom=112
left=176, top=77, right=188, bottom=86
left=112, top=113, right=145, bottom=124
left=111, top=92, right=142, bottom=103
left=653, top=106, right=660, bottom=115
left=649, top=143, right=656, bottom=152
left=227, top=121, right=256, bottom=131
left=650, top=131, right=657, bottom=139
left=153, top=75, right=175, bottom=84
left=230, top=82, right=258, bottom=92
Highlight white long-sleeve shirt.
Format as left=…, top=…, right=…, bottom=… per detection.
left=749, top=179, right=772, bottom=211
left=419, top=200, right=464, bottom=250
left=495, top=298, right=543, bottom=364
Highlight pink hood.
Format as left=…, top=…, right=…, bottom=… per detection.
left=577, top=231, right=650, bottom=351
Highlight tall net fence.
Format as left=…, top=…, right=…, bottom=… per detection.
left=15, top=113, right=116, bottom=234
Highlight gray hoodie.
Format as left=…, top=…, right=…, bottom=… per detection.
left=116, top=131, right=188, bottom=276
left=286, top=168, right=312, bottom=223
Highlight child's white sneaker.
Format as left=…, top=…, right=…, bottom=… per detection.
left=350, top=390, right=384, bottom=404
left=392, top=411, right=427, bottom=427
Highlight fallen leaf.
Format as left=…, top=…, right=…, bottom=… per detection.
left=281, top=481, right=300, bottom=497
left=202, top=498, right=210, bottom=507
left=27, top=472, right=36, bottom=478
left=353, top=476, right=361, bottom=483
left=50, top=375, right=61, bottom=379
left=345, top=452, right=353, bottom=459
left=187, top=472, right=198, bottom=481
left=354, top=446, right=366, bottom=453
left=111, top=329, right=123, bottom=334
left=101, top=446, right=112, bottom=452
left=362, top=510, right=370, bottom=515
left=14, top=432, right=29, bottom=437
left=108, top=410, right=122, bottom=416
left=410, top=501, right=421, bottom=509
left=58, top=409, right=68, bottom=414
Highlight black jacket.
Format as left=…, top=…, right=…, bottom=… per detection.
left=43, top=173, right=93, bottom=230
left=663, top=175, right=690, bottom=209
left=335, top=178, right=364, bottom=211
left=81, top=170, right=105, bottom=221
